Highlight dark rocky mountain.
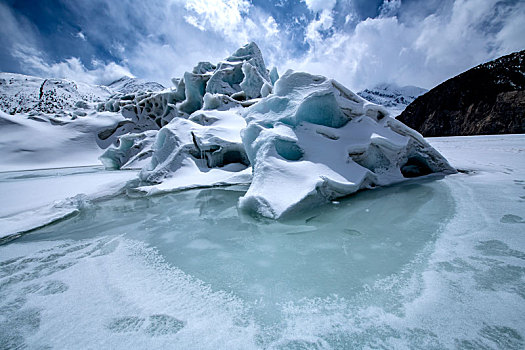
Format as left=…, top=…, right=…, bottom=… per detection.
left=398, top=50, right=525, bottom=136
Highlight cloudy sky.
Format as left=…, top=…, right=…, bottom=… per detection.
left=1, top=0, right=524, bottom=91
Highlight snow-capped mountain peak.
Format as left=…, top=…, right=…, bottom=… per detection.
left=357, top=83, right=427, bottom=116
left=107, top=76, right=165, bottom=95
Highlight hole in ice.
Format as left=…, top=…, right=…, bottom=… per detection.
left=401, top=155, right=433, bottom=178
left=221, top=149, right=250, bottom=167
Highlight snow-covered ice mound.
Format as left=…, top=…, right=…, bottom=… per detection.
left=0, top=42, right=456, bottom=221
left=239, top=70, right=456, bottom=219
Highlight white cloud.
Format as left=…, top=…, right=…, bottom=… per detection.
left=184, top=15, right=206, bottom=31
left=379, top=0, right=401, bottom=17
left=76, top=31, right=87, bottom=41
left=305, top=10, right=335, bottom=47
left=13, top=45, right=134, bottom=86
left=489, top=1, right=525, bottom=55
left=184, top=0, right=251, bottom=42
left=302, top=0, right=337, bottom=13
left=3, top=0, right=524, bottom=92
left=51, top=0, right=288, bottom=86
left=263, top=16, right=279, bottom=39
left=0, top=2, right=40, bottom=57
left=287, top=0, right=525, bottom=90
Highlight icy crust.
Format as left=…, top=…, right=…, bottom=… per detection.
left=239, top=70, right=456, bottom=219
left=0, top=168, right=139, bottom=241
left=133, top=108, right=252, bottom=195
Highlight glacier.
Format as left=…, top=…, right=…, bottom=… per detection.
left=0, top=42, right=455, bottom=227
left=96, top=43, right=454, bottom=218
left=134, top=108, right=252, bottom=196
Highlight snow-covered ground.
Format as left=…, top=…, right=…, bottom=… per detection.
left=0, top=134, right=524, bottom=348
left=0, top=111, right=125, bottom=172
left=1, top=42, right=523, bottom=348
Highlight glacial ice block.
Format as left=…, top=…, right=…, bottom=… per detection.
left=178, top=72, right=209, bottom=115
left=206, top=61, right=244, bottom=96
left=135, top=108, right=251, bottom=195
left=238, top=70, right=456, bottom=219
left=99, top=130, right=158, bottom=170
left=206, top=42, right=270, bottom=99
left=227, top=42, right=270, bottom=82
left=240, top=61, right=267, bottom=100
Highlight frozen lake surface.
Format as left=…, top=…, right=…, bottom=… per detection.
left=1, top=135, right=524, bottom=349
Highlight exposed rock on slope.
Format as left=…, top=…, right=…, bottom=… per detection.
left=0, top=73, right=164, bottom=117
left=398, top=50, right=525, bottom=136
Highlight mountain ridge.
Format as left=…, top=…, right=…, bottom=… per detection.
left=398, top=50, right=525, bottom=136
left=0, top=72, right=165, bottom=116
